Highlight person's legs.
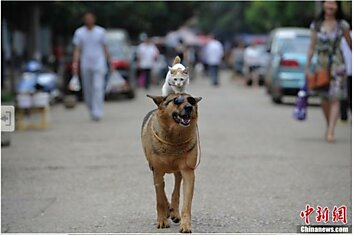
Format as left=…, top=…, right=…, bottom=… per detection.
left=81, top=67, right=93, bottom=112
left=340, top=98, right=348, bottom=121
left=144, top=69, right=151, bottom=90
left=91, top=70, right=106, bottom=120
left=214, top=65, right=219, bottom=85
left=209, top=65, right=218, bottom=86
left=252, top=66, right=259, bottom=88
left=321, top=98, right=330, bottom=127
left=326, top=99, right=340, bottom=142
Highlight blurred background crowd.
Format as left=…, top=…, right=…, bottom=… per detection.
left=1, top=1, right=352, bottom=112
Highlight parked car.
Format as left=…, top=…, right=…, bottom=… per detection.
left=105, top=29, right=135, bottom=99
left=264, top=28, right=316, bottom=103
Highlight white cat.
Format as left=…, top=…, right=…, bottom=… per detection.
left=162, top=56, right=189, bottom=96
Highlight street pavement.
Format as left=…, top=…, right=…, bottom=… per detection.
left=2, top=70, right=351, bottom=233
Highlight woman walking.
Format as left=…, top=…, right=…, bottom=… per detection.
left=305, top=0, right=351, bottom=143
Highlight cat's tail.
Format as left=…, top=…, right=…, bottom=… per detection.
left=173, top=56, right=181, bottom=65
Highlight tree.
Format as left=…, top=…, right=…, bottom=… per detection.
left=244, top=1, right=315, bottom=33
left=39, top=2, right=199, bottom=40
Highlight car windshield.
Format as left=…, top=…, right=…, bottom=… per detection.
left=107, top=39, right=130, bottom=60
left=280, top=36, right=310, bottom=53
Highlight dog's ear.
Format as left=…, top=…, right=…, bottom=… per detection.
left=147, top=94, right=165, bottom=106
left=194, top=97, right=202, bottom=104
left=183, top=67, right=189, bottom=74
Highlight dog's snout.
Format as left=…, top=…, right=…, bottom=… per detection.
left=184, top=104, right=193, bottom=113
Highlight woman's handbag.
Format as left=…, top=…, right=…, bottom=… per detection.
left=308, top=68, right=330, bottom=90
left=308, top=22, right=340, bottom=90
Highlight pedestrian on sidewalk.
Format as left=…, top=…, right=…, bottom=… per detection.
left=305, top=0, right=351, bottom=143
left=244, top=40, right=261, bottom=88
left=229, top=41, right=245, bottom=77
left=204, top=34, right=224, bottom=86
left=72, top=11, right=113, bottom=121
left=340, top=30, right=352, bottom=122
left=136, top=34, right=159, bottom=90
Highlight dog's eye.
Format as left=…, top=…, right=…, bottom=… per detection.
left=174, top=96, right=184, bottom=105
left=187, top=97, right=196, bottom=105
left=174, top=78, right=177, bottom=81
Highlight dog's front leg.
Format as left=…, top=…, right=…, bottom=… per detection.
left=153, top=171, right=170, bottom=229
left=180, top=169, right=195, bottom=233
left=170, top=172, right=182, bottom=223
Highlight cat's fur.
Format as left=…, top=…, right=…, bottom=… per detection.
left=162, top=56, right=189, bottom=96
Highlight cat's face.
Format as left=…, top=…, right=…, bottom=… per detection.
left=169, top=67, right=189, bottom=88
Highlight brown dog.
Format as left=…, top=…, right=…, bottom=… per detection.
left=141, top=93, right=202, bottom=233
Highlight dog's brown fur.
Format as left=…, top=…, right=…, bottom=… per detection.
left=141, top=93, right=202, bottom=233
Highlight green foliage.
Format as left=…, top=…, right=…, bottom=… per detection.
left=196, top=2, right=250, bottom=34
left=244, top=1, right=316, bottom=33
left=3, top=1, right=352, bottom=41
left=39, top=1, right=199, bottom=39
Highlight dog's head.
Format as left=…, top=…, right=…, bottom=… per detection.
left=147, top=93, right=202, bottom=128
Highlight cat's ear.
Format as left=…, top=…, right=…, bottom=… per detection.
left=169, top=67, right=177, bottom=75
left=183, top=67, right=189, bottom=74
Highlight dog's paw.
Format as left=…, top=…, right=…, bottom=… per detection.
left=179, top=223, right=192, bottom=233
left=156, top=219, right=170, bottom=229
left=170, top=209, right=181, bottom=223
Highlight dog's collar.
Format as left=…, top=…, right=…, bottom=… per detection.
left=151, top=124, right=193, bottom=146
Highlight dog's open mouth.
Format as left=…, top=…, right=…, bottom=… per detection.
left=173, top=112, right=191, bottom=127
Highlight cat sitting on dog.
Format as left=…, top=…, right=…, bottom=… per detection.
left=162, top=56, right=189, bottom=96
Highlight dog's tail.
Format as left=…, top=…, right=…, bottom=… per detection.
left=173, top=56, right=181, bottom=65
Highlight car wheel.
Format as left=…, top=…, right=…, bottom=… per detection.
left=126, top=90, right=135, bottom=99
left=271, top=95, right=282, bottom=104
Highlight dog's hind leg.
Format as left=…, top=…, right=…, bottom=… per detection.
left=179, top=169, right=195, bottom=233
left=170, top=172, right=182, bottom=223
left=153, top=171, right=170, bottom=229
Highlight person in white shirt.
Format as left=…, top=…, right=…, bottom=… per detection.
left=244, top=41, right=261, bottom=87
left=340, top=31, right=352, bottom=121
left=137, top=35, right=159, bottom=89
left=204, top=34, right=224, bottom=86
left=72, top=11, right=113, bottom=121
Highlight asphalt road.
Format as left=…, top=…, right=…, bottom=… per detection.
left=2, top=71, right=351, bottom=233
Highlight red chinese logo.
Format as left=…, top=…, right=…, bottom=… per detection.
left=300, top=205, right=347, bottom=225
left=332, top=205, right=347, bottom=224
left=316, top=206, right=329, bottom=223
left=300, top=204, right=315, bottom=225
